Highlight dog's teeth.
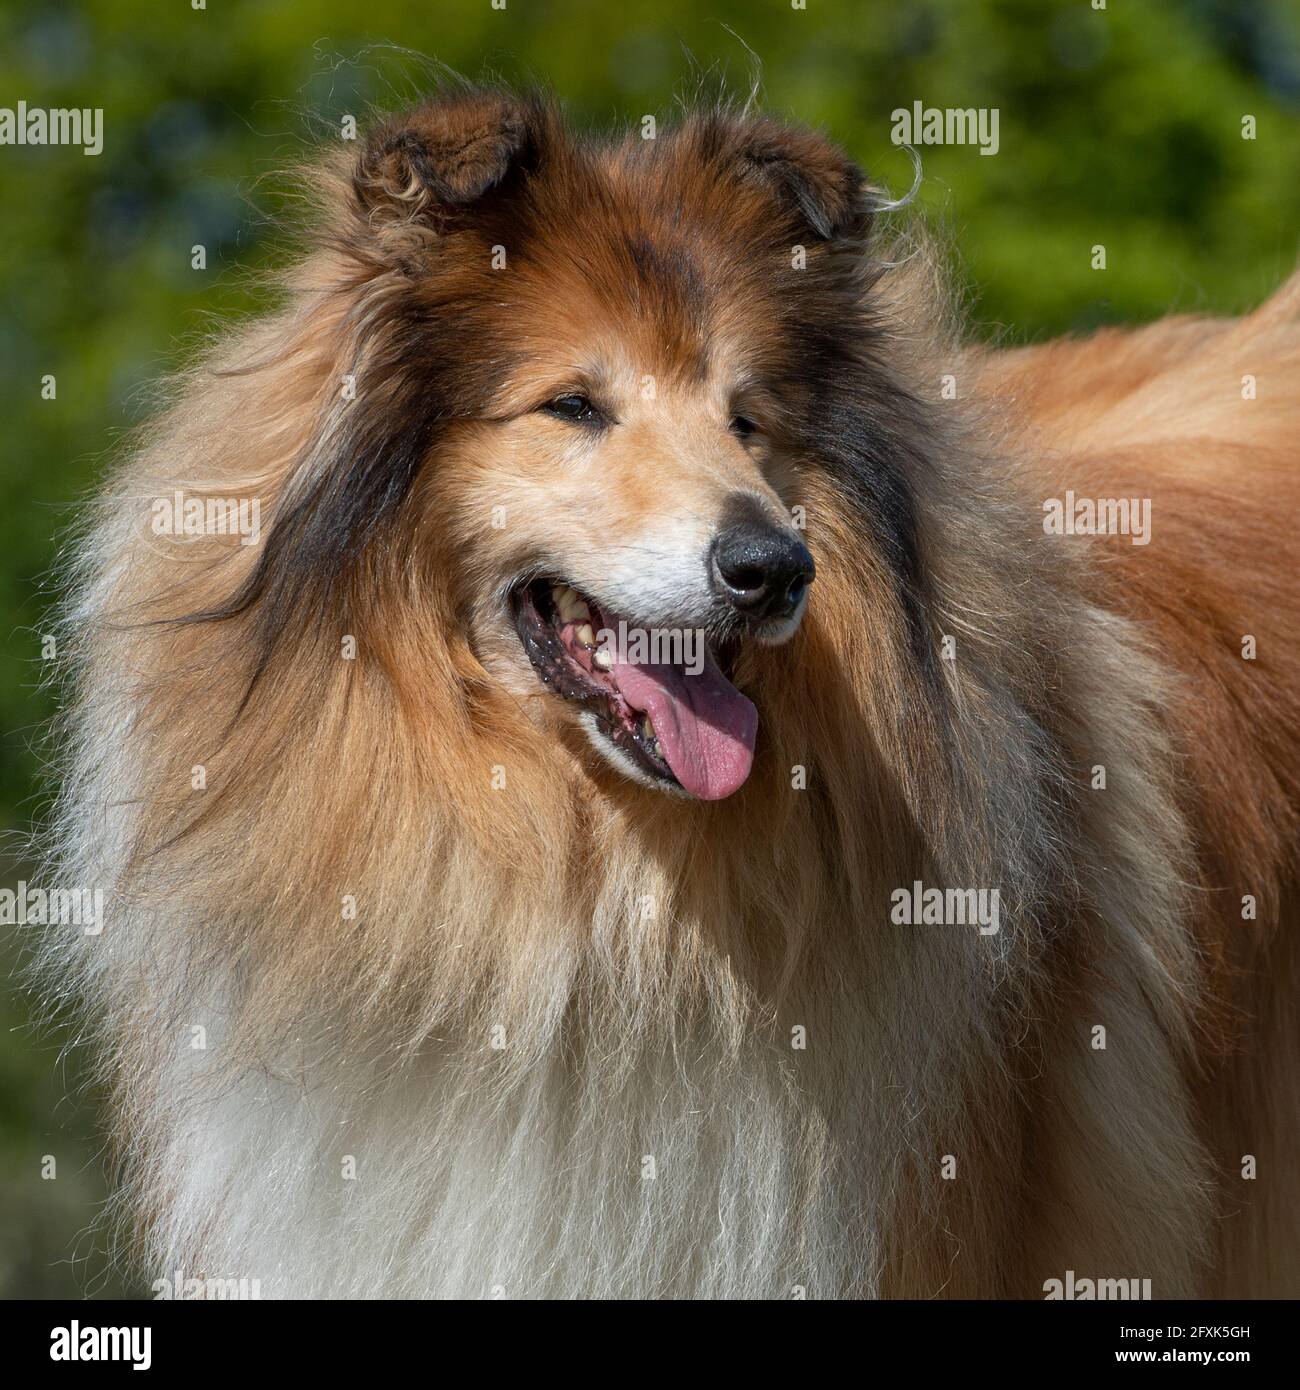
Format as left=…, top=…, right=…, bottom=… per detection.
left=592, top=647, right=613, bottom=670
left=642, top=716, right=655, bottom=739
left=576, top=623, right=595, bottom=647
left=552, top=584, right=592, bottom=624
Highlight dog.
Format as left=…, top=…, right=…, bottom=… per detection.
left=37, top=88, right=1300, bottom=1298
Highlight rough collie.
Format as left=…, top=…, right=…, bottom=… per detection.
left=37, top=88, right=1300, bottom=1299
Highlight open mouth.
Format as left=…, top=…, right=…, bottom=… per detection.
left=510, top=579, right=759, bottom=800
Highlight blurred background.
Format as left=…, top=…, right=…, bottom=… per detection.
left=1, top=0, right=1298, bottom=1297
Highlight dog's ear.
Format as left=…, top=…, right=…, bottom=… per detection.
left=731, top=118, right=872, bottom=242
left=353, top=91, right=541, bottom=228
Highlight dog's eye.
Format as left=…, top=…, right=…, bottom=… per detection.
left=730, top=415, right=758, bottom=439
left=544, top=394, right=602, bottom=424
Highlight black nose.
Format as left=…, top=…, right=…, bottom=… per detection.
left=710, top=516, right=815, bottom=622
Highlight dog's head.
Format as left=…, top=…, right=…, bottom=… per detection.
left=216, top=91, right=913, bottom=803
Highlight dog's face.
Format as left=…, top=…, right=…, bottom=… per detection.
left=369, top=95, right=876, bottom=799
left=447, top=306, right=816, bottom=799
left=251, top=92, right=881, bottom=800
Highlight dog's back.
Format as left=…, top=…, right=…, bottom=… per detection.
left=981, top=279, right=1300, bottom=1295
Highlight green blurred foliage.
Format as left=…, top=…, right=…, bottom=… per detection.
left=0, top=0, right=1297, bottom=1295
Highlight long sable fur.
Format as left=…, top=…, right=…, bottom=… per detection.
left=31, top=88, right=1300, bottom=1298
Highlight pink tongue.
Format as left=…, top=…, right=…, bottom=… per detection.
left=611, top=644, right=758, bottom=800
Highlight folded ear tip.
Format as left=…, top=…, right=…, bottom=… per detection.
left=731, top=115, right=873, bottom=241
left=355, top=88, right=540, bottom=219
